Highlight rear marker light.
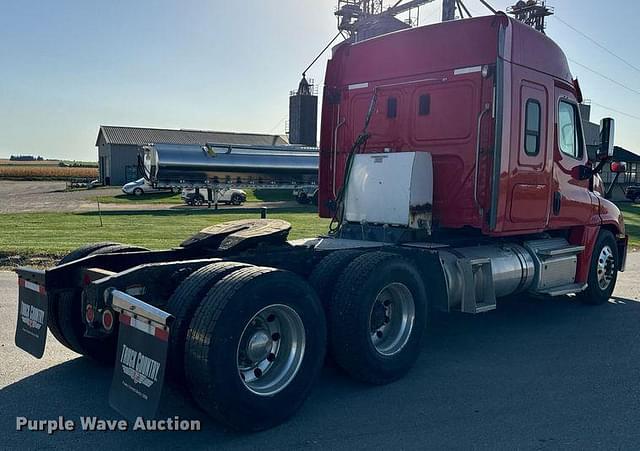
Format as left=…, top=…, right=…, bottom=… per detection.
left=102, top=309, right=114, bottom=331
left=85, top=304, right=95, bottom=324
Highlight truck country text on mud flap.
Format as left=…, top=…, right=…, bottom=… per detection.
left=15, top=266, right=174, bottom=420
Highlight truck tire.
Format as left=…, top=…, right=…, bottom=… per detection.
left=165, top=260, right=252, bottom=381
left=328, top=251, right=427, bottom=385
left=58, top=242, right=120, bottom=265
left=48, top=242, right=121, bottom=349
left=309, top=250, right=362, bottom=310
left=297, top=192, right=309, bottom=204
left=184, top=267, right=326, bottom=431
left=578, top=230, right=619, bottom=305
left=194, top=194, right=205, bottom=206
left=55, top=244, right=149, bottom=363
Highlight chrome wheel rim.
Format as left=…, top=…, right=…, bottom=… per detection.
left=369, top=282, right=416, bottom=356
left=237, top=304, right=305, bottom=396
left=596, top=245, right=616, bottom=290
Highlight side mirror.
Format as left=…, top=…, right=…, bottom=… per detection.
left=597, top=118, right=615, bottom=160
left=610, top=161, right=627, bottom=173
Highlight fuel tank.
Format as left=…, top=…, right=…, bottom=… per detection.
left=143, top=143, right=319, bottom=186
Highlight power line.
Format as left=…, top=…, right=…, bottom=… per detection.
left=457, top=0, right=472, bottom=18
left=590, top=102, right=640, bottom=121
left=568, top=58, right=640, bottom=97
left=267, top=118, right=287, bottom=134
left=552, top=15, right=640, bottom=76
left=477, top=0, right=496, bottom=14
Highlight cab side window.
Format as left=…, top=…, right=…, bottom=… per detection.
left=558, top=100, right=583, bottom=159
left=524, top=99, right=541, bottom=155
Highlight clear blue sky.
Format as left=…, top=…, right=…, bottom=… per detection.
left=0, top=0, right=638, bottom=160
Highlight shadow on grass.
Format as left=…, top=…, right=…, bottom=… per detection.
left=98, top=192, right=181, bottom=204
left=248, top=189, right=295, bottom=202
left=77, top=206, right=318, bottom=217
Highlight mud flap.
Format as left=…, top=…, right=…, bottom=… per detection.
left=14, top=269, right=48, bottom=359
left=108, top=290, right=173, bottom=419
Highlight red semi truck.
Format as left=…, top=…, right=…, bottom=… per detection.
left=14, top=13, right=627, bottom=431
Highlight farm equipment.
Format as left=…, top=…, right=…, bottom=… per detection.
left=15, top=13, right=627, bottom=431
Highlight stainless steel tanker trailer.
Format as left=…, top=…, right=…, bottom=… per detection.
left=142, top=143, right=319, bottom=205
left=143, top=143, right=319, bottom=187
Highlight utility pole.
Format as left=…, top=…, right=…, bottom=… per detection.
left=442, top=0, right=456, bottom=21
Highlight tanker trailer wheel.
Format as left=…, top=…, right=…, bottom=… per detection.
left=184, top=267, right=326, bottom=431
left=578, top=230, right=619, bottom=305
left=165, top=260, right=252, bottom=381
left=296, top=192, right=309, bottom=204
left=54, top=244, right=149, bottom=363
left=193, top=194, right=205, bottom=206
left=328, top=251, right=427, bottom=385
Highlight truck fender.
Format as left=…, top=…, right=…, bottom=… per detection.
left=568, top=226, right=600, bottom=285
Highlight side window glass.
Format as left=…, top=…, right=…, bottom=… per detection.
left=418, top=94, right=431, bottom=116
left=387, top=97, right=397, bottom=119
left=558, top=100, right=582, bottom=158
left=524, top=99, right=541, bottom=155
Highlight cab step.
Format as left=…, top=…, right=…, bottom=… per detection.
left=458, top=257, right=497, bottom=314
left=537, top=283, right=587, bottom=297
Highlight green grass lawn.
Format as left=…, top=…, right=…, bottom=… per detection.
left=0, top=208, right=328, bottom=258
left=2, top=202, right=637, bottom=260
left=97, top=189, right=294, bottom=205
left=618, top=203, right=640, bottom=249
left=97, top=192, right=183, bottom=204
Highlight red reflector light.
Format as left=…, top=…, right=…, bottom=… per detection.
left=102, top=309, right=114, bottom=331
left=85, top=304, right=95, bottom=323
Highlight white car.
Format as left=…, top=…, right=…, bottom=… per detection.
left=122, top=178, right=177, bottom=196
left=181, top=188, right=247, bottom=206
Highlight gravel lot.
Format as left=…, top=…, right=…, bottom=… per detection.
left=1, top=256, right=639, bottom=449
left=0, top=181, right=296, bottom=213
left=0, top=181, right=125, bottom=213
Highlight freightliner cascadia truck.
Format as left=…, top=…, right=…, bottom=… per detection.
left=14, top=13, right=627, bottom=431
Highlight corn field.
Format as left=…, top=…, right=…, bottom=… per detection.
left=0, top=165, right=98, bottom=180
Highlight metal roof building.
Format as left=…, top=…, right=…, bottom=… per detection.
left=95, top=126, right=289, bottom=186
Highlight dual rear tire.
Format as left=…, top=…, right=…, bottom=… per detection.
left=174, top=264, right=326, bottom=432
left=316, top=251, right=428, bottom=385
left=51, top=243, right=149, bottom=363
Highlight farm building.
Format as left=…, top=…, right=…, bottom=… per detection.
left=581, top=104, right=640, bottom=200
left=95, top=126, right=289, bottom=186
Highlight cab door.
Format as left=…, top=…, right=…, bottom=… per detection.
left=547, top=88, right=594, bottom=229
left=504, top=81, right=550, bottom=231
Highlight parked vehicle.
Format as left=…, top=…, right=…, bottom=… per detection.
left=624, top=186, right=640, bottom=203
left=14, top=14, right=627, bottom=433
left=293, top=185, right=319, bottom=205
left=122, top=178, right=178, bottom=196
left=181, top=188, right=247, bottom=206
